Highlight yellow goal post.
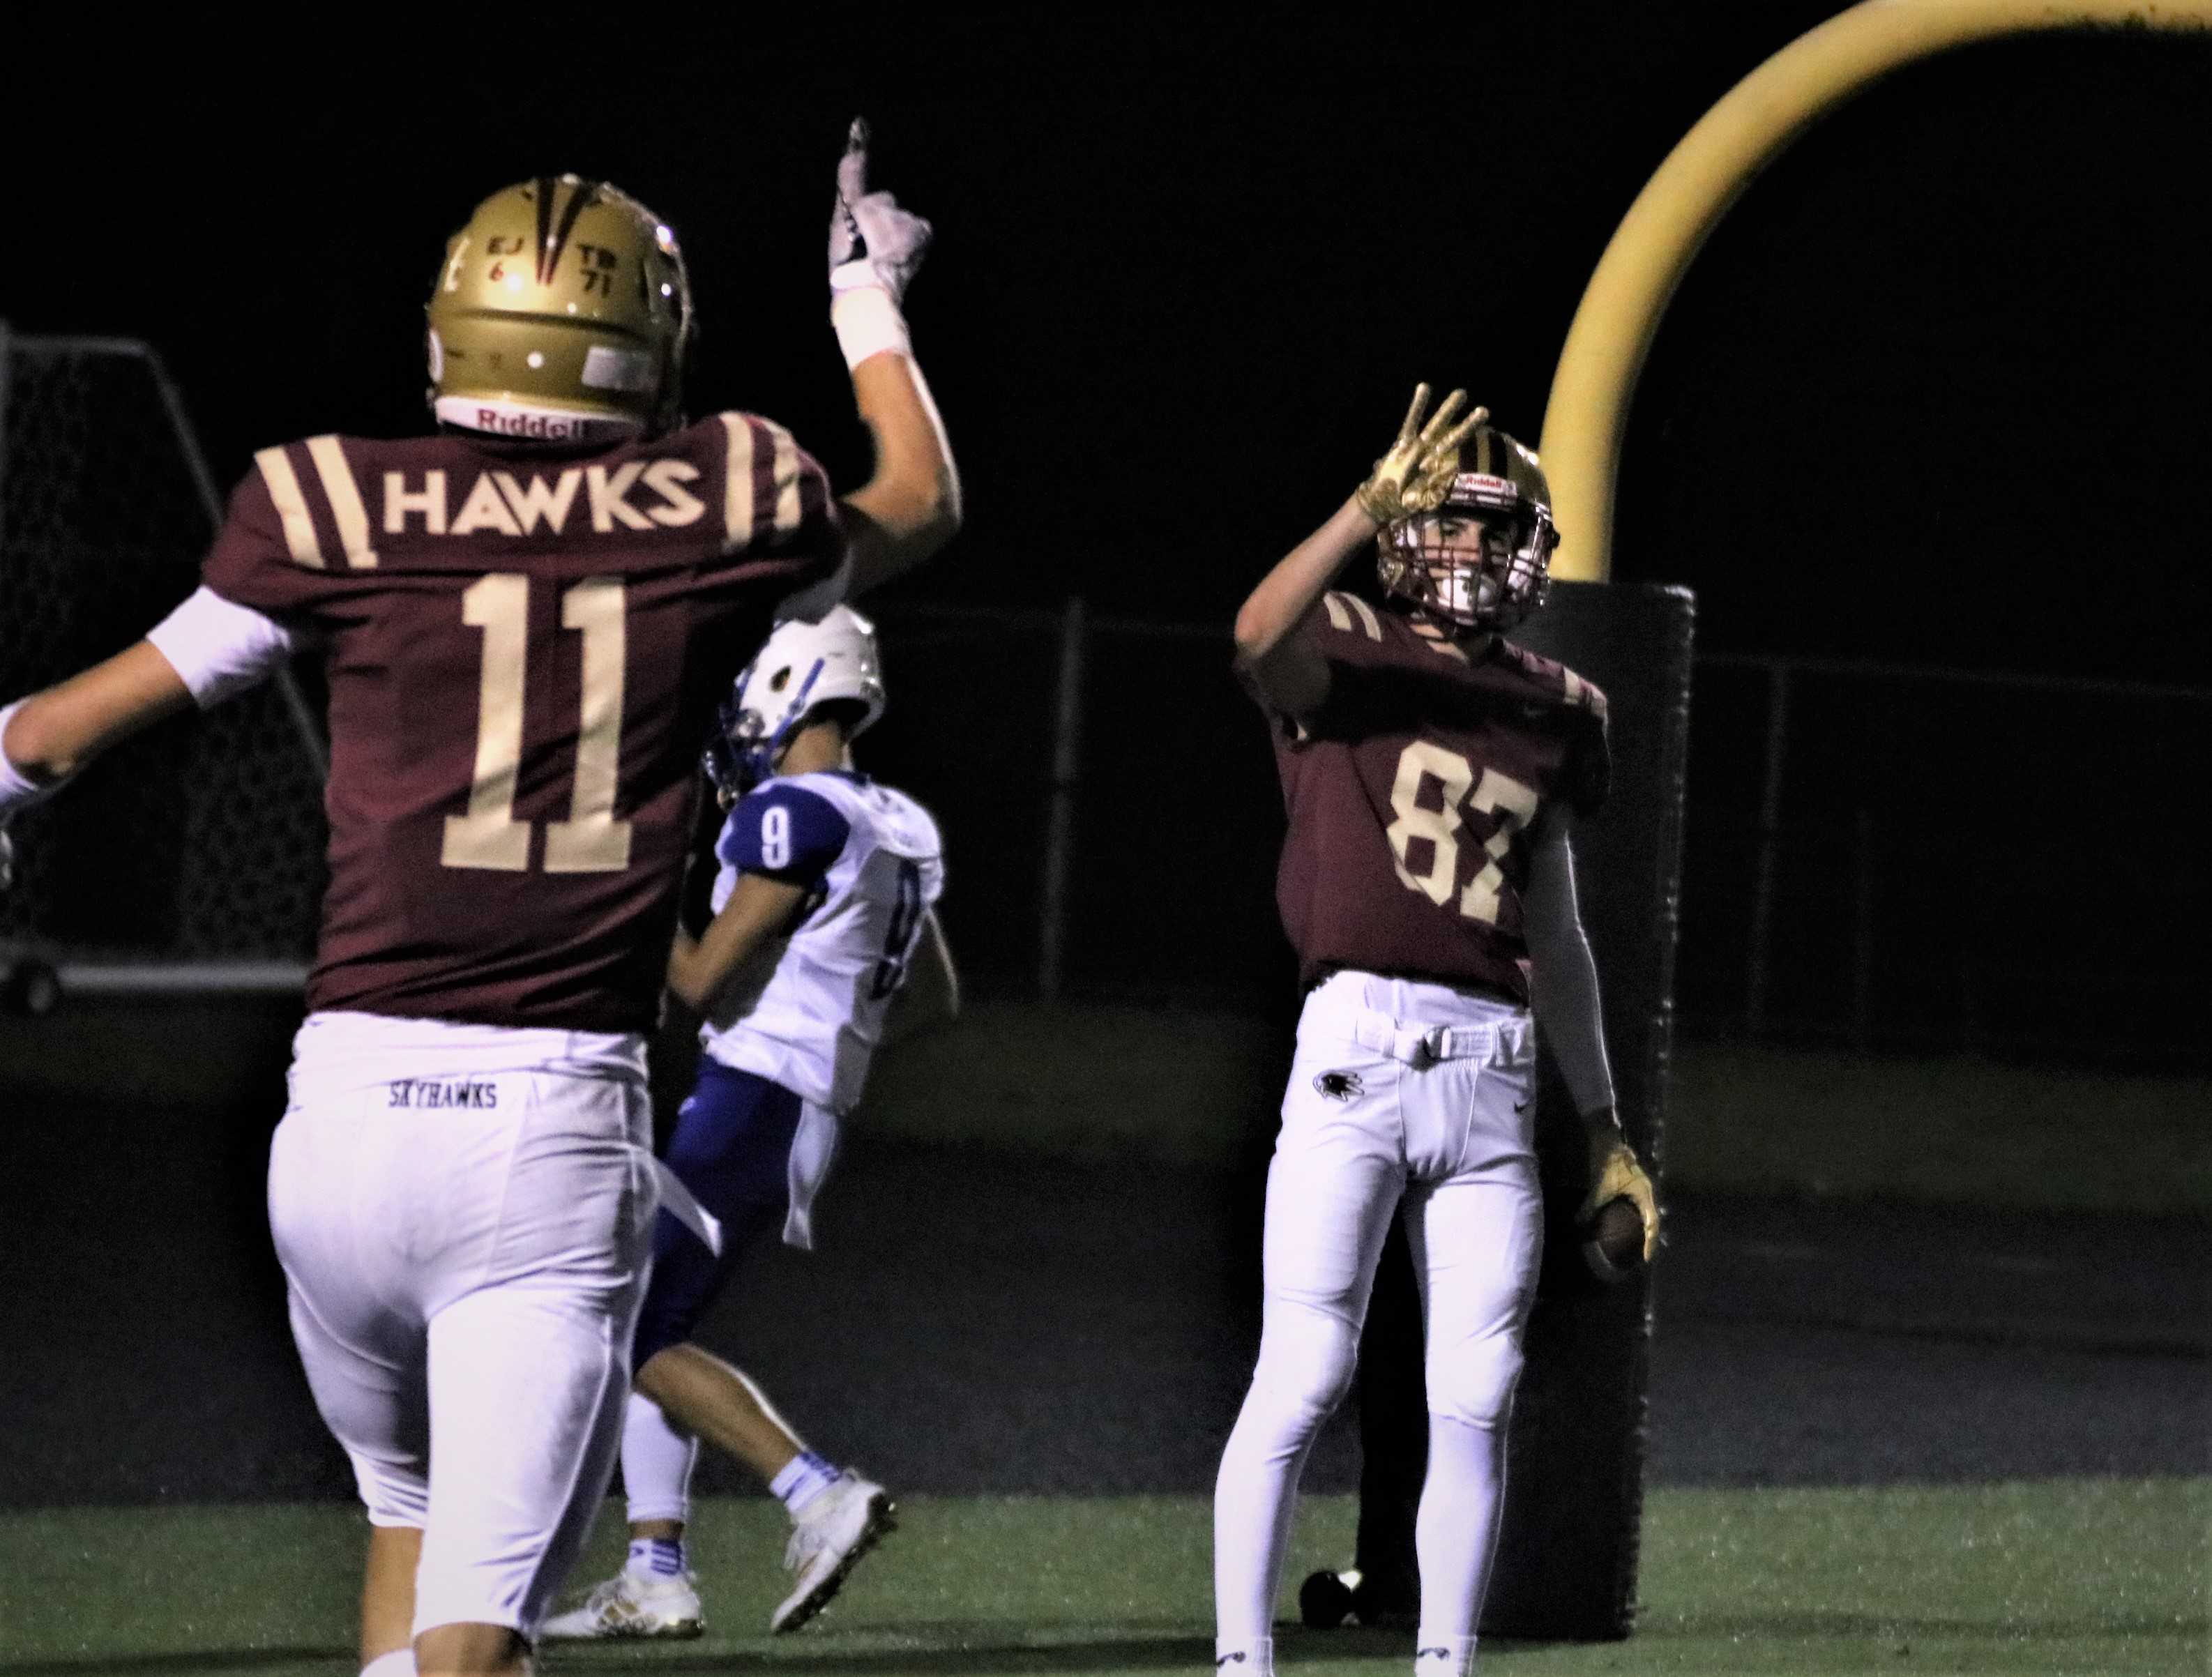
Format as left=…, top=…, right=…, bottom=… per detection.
left=1538, top=0, right=2212, bottom=584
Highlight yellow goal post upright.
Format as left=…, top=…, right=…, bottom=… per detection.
left=1538, top=0, right=2212, bottom=586
left=1341, top=0, right=2212, bottom=1642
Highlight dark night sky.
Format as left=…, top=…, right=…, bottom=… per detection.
left=8, top=8, right=2209, bottom=684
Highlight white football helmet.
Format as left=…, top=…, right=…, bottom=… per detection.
left=706, top=607, right=886, bottom=796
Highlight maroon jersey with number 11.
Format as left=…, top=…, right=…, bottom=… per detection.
left=1262, top=591, right=1609, bottom=1003
left=200, top=411, right=844, bottom=1034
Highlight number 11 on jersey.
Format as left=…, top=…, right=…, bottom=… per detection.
left=441, top=572, right=634, bottom=874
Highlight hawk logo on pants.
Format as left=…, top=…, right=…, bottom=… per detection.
left=1313, top=1070, right=1363, bottom=1102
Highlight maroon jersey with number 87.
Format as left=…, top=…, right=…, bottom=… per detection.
left=201, top=412, right=844, bottom=1033
left=1263, top=591, right=1609, bottom=1003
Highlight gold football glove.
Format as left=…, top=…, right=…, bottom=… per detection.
left=1355, top=384, right=1489, bottom=524
left=1581, top=1136, right=1660, bottom=1264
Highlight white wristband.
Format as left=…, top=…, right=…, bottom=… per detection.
left=0, top=698, right=61, bottom=823
left=831, top=284, right=912, bottom=372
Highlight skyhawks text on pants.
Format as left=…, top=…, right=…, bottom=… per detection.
left=386, top=1079, right=500, bottom=1109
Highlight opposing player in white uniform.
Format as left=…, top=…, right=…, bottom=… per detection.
left=0, top=130, right=956, bottom=1677
left=1215, top=388, right=1659, bottom=1677
left=546, top=605, right=953, bottom=1641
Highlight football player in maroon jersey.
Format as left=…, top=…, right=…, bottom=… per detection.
left=0, top=127, right=957, bottom=1677
left=1213, top=386, right=1658, bottom=1677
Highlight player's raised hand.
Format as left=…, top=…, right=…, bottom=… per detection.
left=827, top=118, right=870, bottom=275
left=828, top=117, right=932, bottom=308
left=1355, top=384, right=1489, bottom=524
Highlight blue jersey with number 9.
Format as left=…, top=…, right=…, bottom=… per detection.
left=699, top=769, right=944, bottom=1112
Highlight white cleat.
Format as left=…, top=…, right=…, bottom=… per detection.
left=540, top=1565, right=705, bottom=1640
left=770, top=1471, right=897, bottom=1633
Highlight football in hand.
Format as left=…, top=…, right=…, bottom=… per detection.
left=1582, top=1197, right=1646, bottom=1283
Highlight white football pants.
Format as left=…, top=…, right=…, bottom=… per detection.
left=1215, top=971, right=1543, bottom=1672
left=266, top=1010, right=656, bottom=1639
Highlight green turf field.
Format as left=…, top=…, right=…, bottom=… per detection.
left=2, top=1479, right=2202, bottom=1676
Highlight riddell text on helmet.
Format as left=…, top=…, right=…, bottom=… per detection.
left=479, top=407, right=590, bottom=441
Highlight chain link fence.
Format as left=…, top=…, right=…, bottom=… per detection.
left=871, top=606, right=2209, bottom=1068
left=0, top=330, right=326, bottom=980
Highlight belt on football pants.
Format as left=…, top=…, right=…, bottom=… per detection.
left=650, top=1158, right=725, bottom=1256
left=1347, top=1008, right=1531, bottom=1070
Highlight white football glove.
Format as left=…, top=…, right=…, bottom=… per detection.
left=828, top=116, right=932, bottom=308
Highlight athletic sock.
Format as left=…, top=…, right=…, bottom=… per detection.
left=621, top=1391, right=699, bottom=1528
left=1213, top=1634, right=1275, bottom=1675
left=770, top=1449, right=840, bottom=1515
left=360, top=1652, right=416, bottom=1677
left=1414, top=1413, right=1509, bottom=1665
left=627, top=1535, right=688, bottom=1578
left=1213, top=1298, right=1344, bottom=1661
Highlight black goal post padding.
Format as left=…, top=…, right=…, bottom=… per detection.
left=1347, top=581, right=1695, bottom=1641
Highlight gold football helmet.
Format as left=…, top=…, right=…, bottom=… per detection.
left=425, top=175, right=693, bottom=444
left=1377, top=424, right=1560, bottom=632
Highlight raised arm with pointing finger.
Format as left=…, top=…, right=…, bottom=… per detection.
left=826, top=118, right=962, bottom=598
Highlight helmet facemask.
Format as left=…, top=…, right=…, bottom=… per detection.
left=705, top=666, right=819, bottom=801
left=1375, top=426, right=1559, bottom=633
left=702, top=609, right=886, bottom=801
left=1378, top=501, right=1554, bottom=632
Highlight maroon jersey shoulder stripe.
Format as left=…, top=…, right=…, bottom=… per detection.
left=252, top=441, right=341, bottom=570
left=709, top=411, right=843, bottom=566
left=1318, top=590, right=1386, bottom=642
left=1500, top=639, right=1609, bottom=721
